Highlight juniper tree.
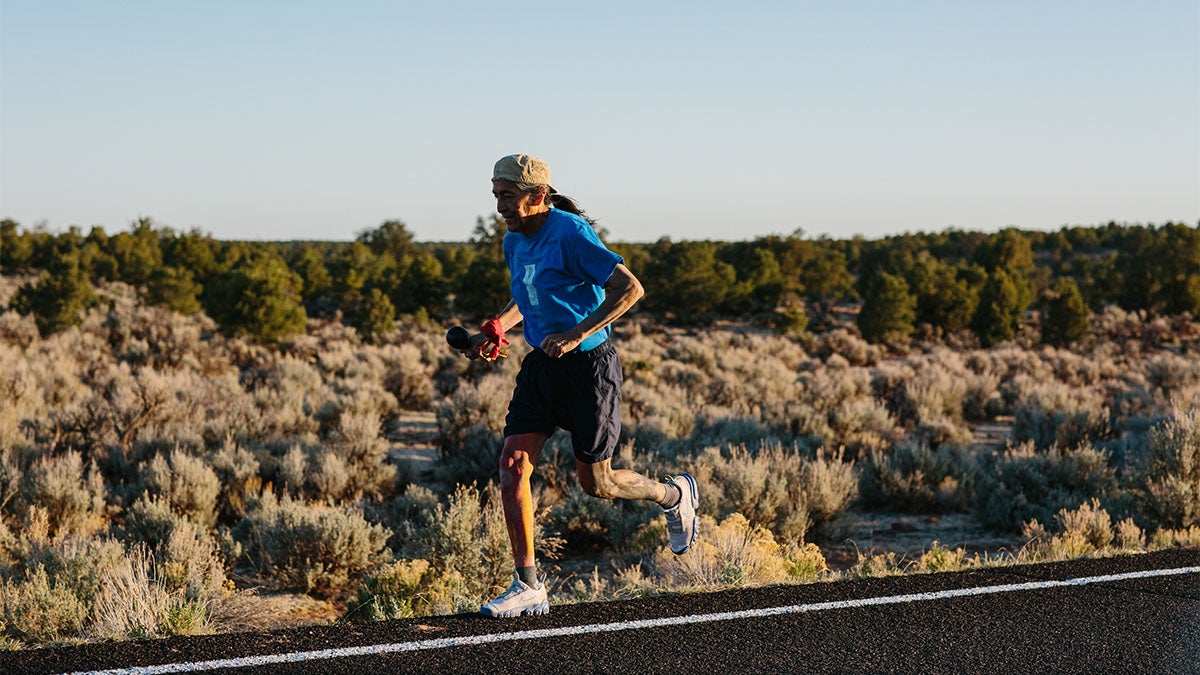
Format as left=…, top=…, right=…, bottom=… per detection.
left=12, top=251, right=96, bottom=337
left=1042, top=277, right=1089, bottom=347
left=857, top=272, right=916, bottom=344
left=971, top=269, right=1023, bottom=347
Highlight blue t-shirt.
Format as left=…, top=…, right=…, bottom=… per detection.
left=504, top=208, right=623, bottom=352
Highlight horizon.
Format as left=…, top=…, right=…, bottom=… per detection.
left=2, top=2, right=1197, bottom=243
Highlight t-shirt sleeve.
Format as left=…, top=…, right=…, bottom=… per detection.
left=568, top=223, right=624, bottom=287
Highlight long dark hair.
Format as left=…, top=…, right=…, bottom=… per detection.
left=548, top=193, right=596, bottom=226
left=516, top=182, right=598, bottom=227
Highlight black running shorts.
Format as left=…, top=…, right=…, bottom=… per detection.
left=504, top=341, right=622, bottom=464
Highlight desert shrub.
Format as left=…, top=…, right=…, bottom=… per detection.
left=913, top=541, right=970, bottom=573
left=344, top=558, right=435, bottom=621
left=555, top=563, right=658, bottom=604
left=653, top=513, right=827, bottom=589
left=21, top=451, right=109, bottom=538
left=1011, top=377, right=1110, bottom=450
left=140, top=450, right=221, bottom=528
left=850, top=550, right=905, bottom=578
left=1149, top=526, right=1200, bottom=549
left=1143, top=353, right=1200, bottom=398
left=799, top=448, right=859, bottom=532
left=974, top=442, right=1119, bottom=532
left=381, top=343, right=435, bottom=410
left=691, top=442, right=856, bottom=543
left=809, top=328, right=877, bottom=366
left=544, top=482, right=654, bottom=555
left=308, top=449, right=352, bottom=502
left=436, top=373, right=510, bottom=451
left=0, top=565, right=88, bottom=644
left=0, top=310, right=40, bottom=350
left=234, top=492, right=391, bottom=595
left=248, top=356, right=324, bottom=441
left=623, top=381, right=696, bottom=448
left=1113, top=517, right=1146, bottom=551
left=789, top=366, right=899, bottom=456
left=1137, top=404, right=1200, bottom=529
left=1019, top=499, right=1115, bottom=562
left=885, top=350, right=975, bottom=443
left=686, top=414, right=781, bottom=452
left=121, top=495, right=227, bottom=597
left=0, top=525, right=127, bottom=645
left=359, top=484, right=527, bottom=616
left=326, top=409, right=397, bottom=500
left=828, top=398, right=900, bottom=455
left=208, top=437, right=262, bottom=520
left=859, top=441, right=975, bottom=513
left=122, top=494, right=186, bottom=547
left=419, top=484, right=513, bottom=608
left=90, top=546, right=180, bottom=640
left=962, top=370, right=1003, bottom=422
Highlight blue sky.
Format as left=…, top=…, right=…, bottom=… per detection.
left=2, top=1, right=1197, bottom=243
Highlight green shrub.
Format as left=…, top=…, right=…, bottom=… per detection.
left=11, top=252, right=95, bottom=337
left=344, top=558, right=433, bottom=621
left=974, top=442, right=1119, bottom=532
left=691, top=442, right=856, bottom=543
left=859, top=441, right=975, bottom=513
left=203, top=255, right=307, bottom=343
left=1042, top=278, right=1090, bottom=347
left=858, top=273, right=916, bottom=344
left=1012, top=379, right=1110, bottom=450
left=545, top=482, right=654, bottom=554
left=1138, top=404, right=1200, bottom=529
left=235, top=492, right=391, bottom=594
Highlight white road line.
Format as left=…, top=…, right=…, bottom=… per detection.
left=68, top=565, right=1200, bottom=675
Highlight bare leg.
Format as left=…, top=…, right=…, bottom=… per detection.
left=577, top=458, right=671, bottom=503
left=499, top=432, right=548, bottom=567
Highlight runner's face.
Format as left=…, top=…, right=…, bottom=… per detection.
left=492, top=180, right=545, bottom=232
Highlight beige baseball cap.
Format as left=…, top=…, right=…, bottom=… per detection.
left=493, top=154, right=556, bottom=193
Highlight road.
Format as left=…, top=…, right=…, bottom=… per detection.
left=6, top=549, right=1198, bottom=674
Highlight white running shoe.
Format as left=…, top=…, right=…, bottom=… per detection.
left=662, top=473, right=699, bottom=554
left=479, top=573, right=549, bottom=618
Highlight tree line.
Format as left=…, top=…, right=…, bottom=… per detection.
left=1, top=217, right=1196, bottom=347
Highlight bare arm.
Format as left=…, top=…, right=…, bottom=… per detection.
left=493, top=299, right=523, bottom=333
left=540, top=263, right=644, bottom=358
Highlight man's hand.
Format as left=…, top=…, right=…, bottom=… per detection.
left=540, top=331, right=583, bottom=358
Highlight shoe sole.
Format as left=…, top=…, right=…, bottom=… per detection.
left=480, top=601, right=550, bottom=618
left=670, top=473, right=700, bottom=555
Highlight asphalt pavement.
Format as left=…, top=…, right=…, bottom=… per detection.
left=5, top=548, right=1198, bottom=674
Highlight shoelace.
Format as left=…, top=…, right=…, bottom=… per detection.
left=495, top=579, right=526, bottom=600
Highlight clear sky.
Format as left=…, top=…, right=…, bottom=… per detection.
left=2, top=1, right=1197, bottom=243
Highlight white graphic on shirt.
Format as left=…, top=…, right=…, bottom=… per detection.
left=523, top=264, right=539, bottom=307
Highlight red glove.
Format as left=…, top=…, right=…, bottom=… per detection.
left=479, top=318, right=509, bottom=360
